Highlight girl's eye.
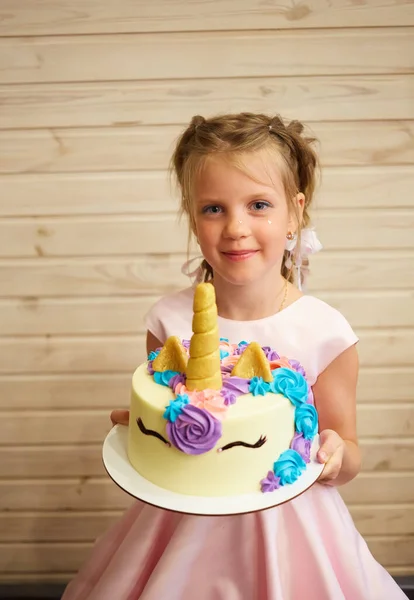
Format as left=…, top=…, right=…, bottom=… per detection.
left=251, top=201, right=271, bottom=211
left=202, top=205, right=223, bottom=215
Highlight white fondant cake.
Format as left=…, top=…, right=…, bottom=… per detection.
left=127, top=283, right=318, bottom=497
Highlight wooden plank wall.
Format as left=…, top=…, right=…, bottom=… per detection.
left=0, top=0, right=414, bottom=583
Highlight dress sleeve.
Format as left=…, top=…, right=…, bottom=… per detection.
left=144, top=297, right=168, bottom=343
left=312, top=299, right=359, bottom=376
left=143, top=287, right=194, bottom=344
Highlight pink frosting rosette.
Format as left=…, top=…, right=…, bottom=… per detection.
left=269, top=356, right=293, bottom=371
left=188, top=389, right=228, bottom=421
left=174, top=382, right=188, bottom=396
left=174, top=383, right=228, bottom=420
left=166, top=405, right=222, bottom=455
left=221, top=354, right=239, bottom=369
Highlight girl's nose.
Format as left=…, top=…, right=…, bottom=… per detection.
left=223, top=216, right=250, bottom=239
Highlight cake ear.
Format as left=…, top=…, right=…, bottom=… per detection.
left=152, top=336, right=188, bottom=373
left=231, top=342, right=273, bottom=383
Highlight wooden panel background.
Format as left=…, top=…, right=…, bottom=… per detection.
left=0, top=0, right=413, bottom=583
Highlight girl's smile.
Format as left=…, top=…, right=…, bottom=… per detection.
left=221, top=249, right=259, bottom=261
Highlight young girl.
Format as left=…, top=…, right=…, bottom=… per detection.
left=62, top=113, right=407, bottom=599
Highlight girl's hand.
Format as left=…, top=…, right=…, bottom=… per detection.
left=110, top=409, right=130, bottom=427
left=316, top=429, right=345, bottom=485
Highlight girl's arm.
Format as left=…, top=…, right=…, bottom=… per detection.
left=110, top=331, right=163, bottom=426
left=313, top=344, right=361, bottom=486
left=146, top=331, right=163, bottom=354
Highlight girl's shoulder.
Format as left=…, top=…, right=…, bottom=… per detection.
left=295, top=295, right=359, bottom=374
left=144, top=287, right=194, bottom=343
left=295, top=294, right=353, bottom=329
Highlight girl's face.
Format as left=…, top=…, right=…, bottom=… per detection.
left=193, top=152, right=301, bottom=288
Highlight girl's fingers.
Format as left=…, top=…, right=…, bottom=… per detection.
left=317, top=429, right=341, bottom=464
left=110, top=409, right=130, bottom=427
left=317, top=447, right=343, bottom=484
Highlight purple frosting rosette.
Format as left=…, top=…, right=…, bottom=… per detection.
left=166, top=405, right=222, bottom=455
left=290, top=432, right=312, bottom=463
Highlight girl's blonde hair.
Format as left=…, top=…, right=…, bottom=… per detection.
left=171, top=112, right=319, bottom=284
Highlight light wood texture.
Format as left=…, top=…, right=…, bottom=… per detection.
left=1, top=29, right=413, bottom=85
left=1, top=166, right=414, bottom=217
left=1, top=252, right=413, bottom=298
left=1, top=0, right=413, bottom=581
left=0, top=329, right=413, bottom=375
left=1, top=291, right=413, bottom=335
left=1, top=367, right=413, bottom=410
left=0, top=210, right=413, bottom=258
left=0, top=164, right=410, bottom=216
left=1, top=405, right=414, bottom=445
left=2, top=121, right=414, bottom=173
left=1, top=438, right=414, bottom=478
left=1, top=0, right=414, bottom=35
left=2, top=79, right=414, bottom=129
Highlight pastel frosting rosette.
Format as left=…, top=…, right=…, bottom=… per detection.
left=270, top=367, right=309, bottom=406
left=295, top=404, right=318, bottom=440
left=290, top=432, right=312, bottom=463
left=166, top=404, right=222, bottom=455
left=273, top=449, right=307, bottom=486
left=173, top=382, right=228, bottom=421
left=188, top=389, right=228, bottom=421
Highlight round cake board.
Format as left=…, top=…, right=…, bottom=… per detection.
left=102, top=425, right=325, bottom=516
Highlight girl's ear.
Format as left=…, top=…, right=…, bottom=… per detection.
left=295, top=192, right=305, bottom=215
left=288, top=192, right=305, bottom=231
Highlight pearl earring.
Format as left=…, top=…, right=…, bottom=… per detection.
left=286, top=231, right=295, bottom=240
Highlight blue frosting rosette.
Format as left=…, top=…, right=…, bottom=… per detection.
left=295, top=404, right=318, bottom=440
left=154, top=370, right=180, bottom=387
left=273, top=449, right=306, bottom=485
left=163, top=394, right=190, bottom=423
left=270, top=368, right=308, bottom=406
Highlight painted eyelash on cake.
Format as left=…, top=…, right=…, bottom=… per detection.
left=217, top=435, right=267, bottom=452
left=137, top=417, right=171, bottom=447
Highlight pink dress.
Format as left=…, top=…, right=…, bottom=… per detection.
left=62, top=289, right=407, bottom=600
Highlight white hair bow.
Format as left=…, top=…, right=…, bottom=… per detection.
left=285, top=227, right=323, bottom=291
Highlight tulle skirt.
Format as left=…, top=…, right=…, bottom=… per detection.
left=62, top=484, right=406, bottom=600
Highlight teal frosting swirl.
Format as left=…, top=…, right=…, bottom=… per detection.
left=148, top=349, right=160, bottom=361
left=154, top=370, right=180, bottom=387
left=249, top=376, right=270, bottom=396
left=273, top=449, right=306, bottom=485
left=270, top=368, right=308, bottom=406
left=163, top=394, right=190, bottom=423
left=295, top=404, right=318, bottom=440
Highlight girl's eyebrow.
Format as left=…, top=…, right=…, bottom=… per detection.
left=196, top=199, right=220, bottom=204
left=197, top=192, right=276, bottom=204
left=246, top=192, right=276, bottom=201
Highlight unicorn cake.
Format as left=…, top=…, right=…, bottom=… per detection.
left=128, top=283, right=318, bottom=497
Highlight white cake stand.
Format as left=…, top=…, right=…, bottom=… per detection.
left=102, top=425, right=325, bottom=516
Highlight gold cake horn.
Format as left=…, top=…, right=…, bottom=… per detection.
left=185, top=283, right=222, bottom=391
